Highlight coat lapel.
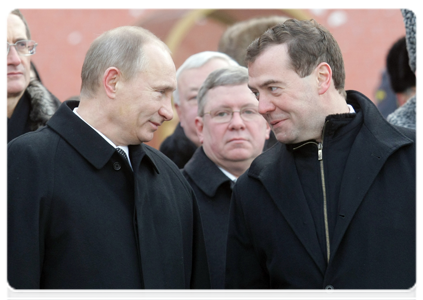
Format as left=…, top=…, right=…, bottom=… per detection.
left=249, top=143, right=326, bottom=274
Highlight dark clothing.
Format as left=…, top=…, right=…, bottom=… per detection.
left=8, top=100, right=210, bottom=289
left=290, top=110, right=360, bottom=262
left=160, top=122, right=277, bottom=168
left=182, top=147, right=234, bottom=289
left=225, top=90, right=415, bottom=289
left=8, top=80, right=60, bottom=143
left=160, top=123, right=197, bottom=168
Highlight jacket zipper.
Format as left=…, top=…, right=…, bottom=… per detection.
left=318, top=141, right=330, bottom=263
left=319, top=120, right=330, bottom=264
left=293, top=122, right=330, bottom=264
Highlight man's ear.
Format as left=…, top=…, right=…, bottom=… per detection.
left=264, top=122, right=271, bottom=140
left=174, top=102, right=181, bottom=117
left=103, top=67, right=121, bottom=99
left=194, top=116, right=204, bottom=144
left=315, top=62, right=332, bottom=95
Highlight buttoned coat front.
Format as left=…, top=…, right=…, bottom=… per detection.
left=225, top=91, right=416, bottom=289
left=8, top=100, right=209, bottom=289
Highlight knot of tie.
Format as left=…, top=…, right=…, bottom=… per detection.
left=116, top=147, right=129, bottom=162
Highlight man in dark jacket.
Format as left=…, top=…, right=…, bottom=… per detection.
left=160, top=51, right=238, bottom=168
left=225, top=19, right=415, bottom=289
left=182, top=66, right=270, bottom=288
left=7, top=9, right=60, bottom=143
left=8, top=26, right=209, bottom=289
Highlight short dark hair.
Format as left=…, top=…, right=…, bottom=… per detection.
left=386, top=36, right=416, bottom=93
left=246, top=19, right=346, bottom=98
left=10, top=9, right=31, bottom=40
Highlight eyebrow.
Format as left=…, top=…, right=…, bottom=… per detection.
left=248, top=79, right=283, bottom=90
left=156, top=85, right=176, bottom=92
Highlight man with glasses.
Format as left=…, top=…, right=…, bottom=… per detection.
left=7, top=9, right=60, bottom=143
left=160, top=51, right=238, bottom=168
left=182, top=66, right=270, bottom=288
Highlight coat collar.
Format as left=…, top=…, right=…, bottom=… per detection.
left=247, top=90, right=414, bottom=270
left=47, top=100, right=159, bottom=173
left=184, top=146, right=233, bottom=197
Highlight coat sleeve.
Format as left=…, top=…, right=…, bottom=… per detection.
left=190, top=189, right=211, bottom=288
left=225, top=184, right=269, bottom=288
left=8, top=137, right=51, bottom=289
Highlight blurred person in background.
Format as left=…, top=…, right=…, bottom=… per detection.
left=386, top=37, right=415, bottom=107
left=375, top=36, right=415, bottom=119
left=374, top=70, right=398, bottom=118
left=387, top=9, right=416, bottom=129
left=182, top=66, right=270, bottom=288
left=160, top=51, right=238, bottom=168
left=218, top=16, right=288, bottom=151
left=7, top=9, right=60, bottom=143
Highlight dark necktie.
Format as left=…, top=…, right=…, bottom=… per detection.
left=116, top=147, right=129, bottom=163
left=230, top=180, right=236, bottom=190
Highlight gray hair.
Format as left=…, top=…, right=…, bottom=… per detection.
left=80, top=26, right=169, bottom=98
left=197, top=65, right=249, bottom=116
left=173, top=51, right=238, bottom=105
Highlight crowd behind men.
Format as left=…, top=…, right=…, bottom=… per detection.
left=7, top=8, right=416, bottom=290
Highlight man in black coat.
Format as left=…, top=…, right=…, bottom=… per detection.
left=225, top=19, right=415, bottom=289
left=8, top=26, right=209, bottom=289
left=182, top=66, right=270, bottom=288
left=7, top=9, right=60, bottom=143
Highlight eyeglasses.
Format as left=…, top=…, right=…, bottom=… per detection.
left=203, top=107, right=261, bottom=123
left=7, top=40, right=38, bottom=56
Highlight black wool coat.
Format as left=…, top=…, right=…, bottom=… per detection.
left=8, top=100, right=210, bottom=289
left=159, top=122, right=198, bottom=169
left=225, top=91, right=416, bottom=289
left=182, top=147, right=234, bottom=289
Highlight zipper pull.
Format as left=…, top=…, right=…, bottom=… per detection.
left=318, top=143, right=323, bottom=161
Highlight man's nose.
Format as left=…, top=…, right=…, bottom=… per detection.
left=258, top=95, right=275, bottom=115
left=159, top=95, right=174, bottom=121
left=228, top=111, right=246, bottom=130
left=7, top=45, right=22, bottom=66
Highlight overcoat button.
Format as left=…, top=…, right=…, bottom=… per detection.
left=325, top=285, right=335, bottom=295
left=113, top=162, right=121, bottom=171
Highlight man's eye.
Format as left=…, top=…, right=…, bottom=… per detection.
left=270, top=87, right=278, bottom=92
left=252, top=92, right=259, bottom=100
left=215, top=111, right=230, bottom=117
left=16, top=41, right=27, bottom=49
left=242, top=109, right=257, bottom=115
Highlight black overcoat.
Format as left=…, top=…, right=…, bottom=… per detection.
left=225, top=91, right=416, bottom=289
left=8, top=100, right=210, bottom=289
left=182, top=147, right=233, bottom=288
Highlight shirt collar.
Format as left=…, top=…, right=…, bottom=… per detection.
left=73, top=107, right=131, bottom=167
left=218, top=166, right=237, bottom=182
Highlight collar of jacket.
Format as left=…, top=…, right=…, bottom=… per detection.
left=248, top=90, right=414, bottom=180
left=46, top=100, right=159, bottom=173
left=27, top=79, right=60, bottom=130
left=183, top=146, right=233, bottom=197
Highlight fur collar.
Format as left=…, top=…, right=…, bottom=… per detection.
left=26, top=80, right=60, bottom=130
